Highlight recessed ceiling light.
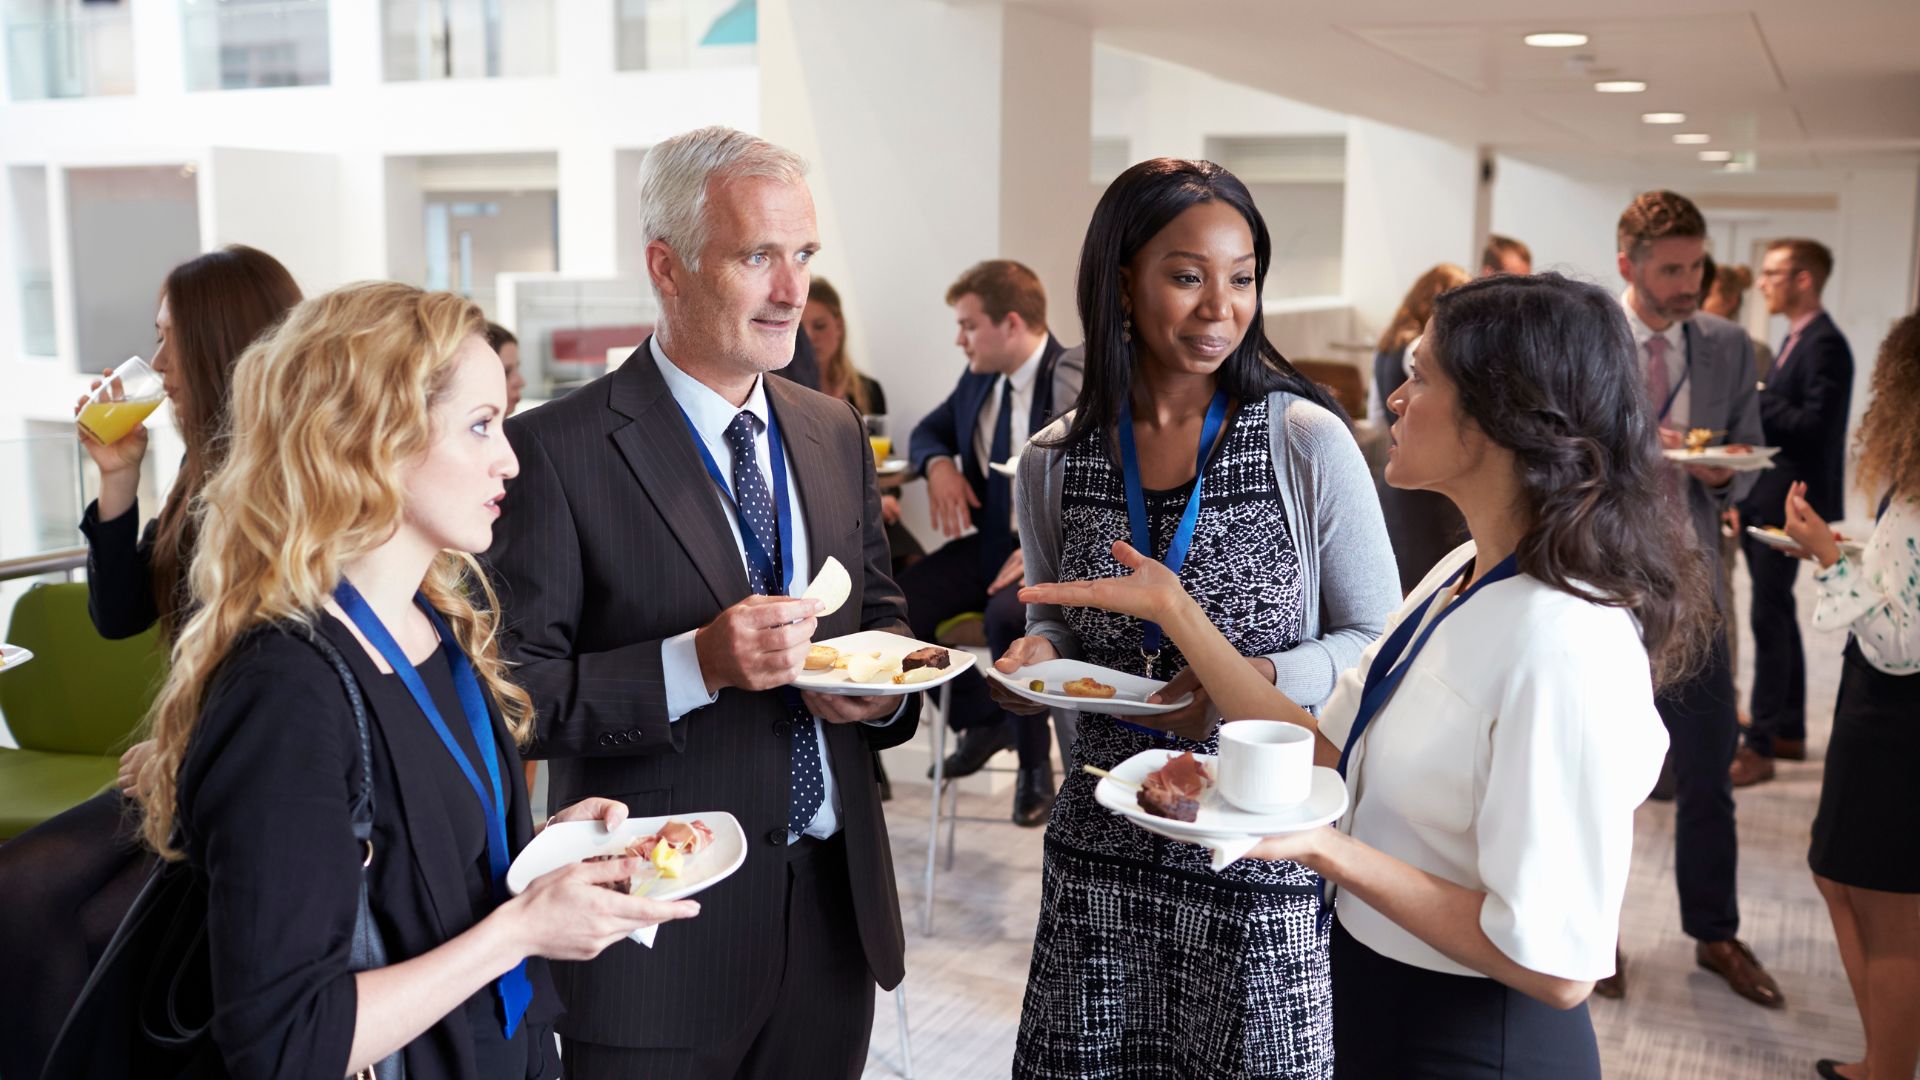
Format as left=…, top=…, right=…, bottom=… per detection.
left=1698, top=150, right=1733, bottom=162
left=1672, top=133, right=1712, bottom=145
left=1595, top=80, right=1648, bottom=93
left=1524, top=32, right=1589, bottom=48
left=1642, top=112, right=1686, bottom=124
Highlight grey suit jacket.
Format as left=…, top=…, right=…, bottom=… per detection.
left=484, top=342, right=916, bottom=1049
left=1673, top=313, right=1765, bottom=606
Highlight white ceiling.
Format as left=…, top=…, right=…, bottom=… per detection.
left=995, top=0, right=1920, bottom=172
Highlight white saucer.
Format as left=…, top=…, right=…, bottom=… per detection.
left=876, top=459, right=910, bottom=475
left=1093, top=749, right=1349, bottom=840
left=1745, top=524, right=1865, bottom=560
left=986, top=659, right=1193, bottom=717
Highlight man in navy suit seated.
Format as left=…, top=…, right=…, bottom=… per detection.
left=903, top=260, right=1082, bottom=826
left=1733, top=238, right=1854, bottom=786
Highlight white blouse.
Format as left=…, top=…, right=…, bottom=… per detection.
left=1811, top=495, right=1920, bottom=675
left=1317, top=542, right=1668, bottom=981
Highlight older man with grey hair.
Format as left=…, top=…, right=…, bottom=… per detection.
left=485, top=125, right=916, bottom=1079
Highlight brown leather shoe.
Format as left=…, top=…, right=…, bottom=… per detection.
left=1695, top=939, right=1785, bottom=1008
left=1593, top=947, right=1626, bottom=999
left=1730, top=746, right=1776, bottom=787
left=1773, top=737, right=1808, bottom=761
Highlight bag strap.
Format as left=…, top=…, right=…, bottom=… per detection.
left=293, top=622, right=406, bottom=1080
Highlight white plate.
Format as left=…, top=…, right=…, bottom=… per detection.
left=507, top=811, right=747, bottom=942
left=1093, top=749, right=1349, bottom=840
left=1746, top=524, right=1866, bottom=560
left=0, top=643, right=32, bottom=673
left=1662, top=445, right=1780, bottom=471
left=791, top=629, right=976, bottom=696
left=876, top=459, right=910, bottom=475
left=986, top=659, right=1194, bottom=717
left=988, top=459, right=1018, bottom=478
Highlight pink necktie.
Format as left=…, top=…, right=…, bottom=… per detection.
left=1644, top=335, right=1671, bottom=422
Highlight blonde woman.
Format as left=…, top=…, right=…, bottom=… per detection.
left=130, top=283, right=696, bottom=1078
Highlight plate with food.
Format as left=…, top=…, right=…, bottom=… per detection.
left=792, top=629, right=976, bottom=696
left=986, top=659, right=1194, bottom=717
left=1091, top=749, right=1348, bottom=841
left=1662, top=430, right=1780, bottom=471
left=507, top=812, right=747, bottom=941
left=988, top=459, right=1018, bottom=478
left=1745, top=524, right=1866, bottom=560
left=875, top=459, right=910, bottom=476
left=0, top=643, right=32, bottom=673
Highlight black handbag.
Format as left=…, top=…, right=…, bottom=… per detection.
left=42, top=626, right=406, bottom=1080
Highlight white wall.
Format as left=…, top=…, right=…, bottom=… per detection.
left=65, top=165, right=200, bottom=372
left=1340, top=118, right=1478, bottom=336
left=202, top=147, right=344, bottom=293
left=1092, top=46, right=1347, bottom=167
left=1490, top=155, right=1630, bottom=289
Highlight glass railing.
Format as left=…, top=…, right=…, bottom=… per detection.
left=3, top=4, right=134, bottom=101
left=17, top=270, right=55, bottom=356
left=382, top=0, right=554, bottom=81
left=0, top=433, right=87, bottom=567
left=181, top=0, right=331, bottom=91
left=615, top=0, right=755, bottom=72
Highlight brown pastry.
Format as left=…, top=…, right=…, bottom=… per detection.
left=805, top=644, right=839, bottom=671
left=901, top=646, right=951, bottom=672
left=1064, top=676, right=1116, bottom=699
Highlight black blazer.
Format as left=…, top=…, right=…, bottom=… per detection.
left=483, top=341, right=918, bottom=1050
left=906, top=334, right=1075, bottom=532
left=1741, top=311, right=1855, bottom=525
left=176, top=620, right=561, bottom=1080
left=79, top=499, right=163, bottom=639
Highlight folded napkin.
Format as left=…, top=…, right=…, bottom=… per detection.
left=633, top=924, right=658, bottom=949
left=1195, top=832, right=1263, bottom=871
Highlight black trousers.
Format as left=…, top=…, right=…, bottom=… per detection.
left=1656, top=631, right=1742, bottom=942
left=1740, top=533, right=1805, bottom=755
left=560, top=835, right=875, bottom=1080
left=1330, top=919, right=1600, bottom=1079
left=898, top=533, right=1052, bottom=768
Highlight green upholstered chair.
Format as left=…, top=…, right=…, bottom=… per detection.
left=0, top=582, right=167, bottom=839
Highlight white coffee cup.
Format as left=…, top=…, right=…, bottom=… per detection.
left=1217, top=720, right=1314, bottom=813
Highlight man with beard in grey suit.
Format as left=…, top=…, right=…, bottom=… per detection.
left=1597, top=190, right=1784, bottom=1010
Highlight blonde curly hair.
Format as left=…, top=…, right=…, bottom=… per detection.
left=1855, top=311, right=1920, bottom=504
left=136, top=282, right=533, bottom=859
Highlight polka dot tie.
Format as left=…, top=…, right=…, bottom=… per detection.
left=725, top=411, right=824, bottom=837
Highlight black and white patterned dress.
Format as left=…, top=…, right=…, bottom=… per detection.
left=1014, top=395, right=1331, bottom=1079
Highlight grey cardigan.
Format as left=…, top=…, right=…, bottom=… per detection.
left=1017, top=391, right=1399, bottom=709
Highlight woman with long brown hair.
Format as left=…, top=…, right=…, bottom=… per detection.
left=1781, top=311, right=1920, bottom=1080
left=117, top=282, right=694, bottom=1077
left=1027, top=273, right=1714, bottom=1077
left=0, top=245, right=302, bottom=1080
left=1373, top=262, right=1474, bottom=594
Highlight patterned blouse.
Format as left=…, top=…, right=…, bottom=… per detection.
left=1812, top=494, right=1920, bottom=675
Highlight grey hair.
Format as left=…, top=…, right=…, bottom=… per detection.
left=638, top=126, right=809, bottom=281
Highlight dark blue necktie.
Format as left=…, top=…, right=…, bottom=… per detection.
left=982, top=377, right=1015, bottom=571
left=722, top=412, right=825, bottom=836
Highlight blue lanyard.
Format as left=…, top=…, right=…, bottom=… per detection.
left=1336, top=553, right=1520, bottom=778
left=1117, top=389, right=1230, bottom=666
left=676, top=399, right=794, bottom=595
left=332, top=580, right=531, bottom=1038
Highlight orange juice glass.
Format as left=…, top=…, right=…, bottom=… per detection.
left=77, top=356, right=164, bottom=445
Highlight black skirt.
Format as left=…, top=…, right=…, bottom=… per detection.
left=1809, top=638, right=1920, bottom=893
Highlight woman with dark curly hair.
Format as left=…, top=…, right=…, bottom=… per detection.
left=1777, top=311, right=1920, bottom=1080
left=1027, top=272, right=1716, bottom=1077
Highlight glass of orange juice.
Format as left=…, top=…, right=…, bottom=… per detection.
left=864, top=415, right=891, bottom=462
left=77, top=356, right=165, bottom=445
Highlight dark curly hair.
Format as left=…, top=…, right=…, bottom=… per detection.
left=1043, top=158, right=1338, bottom=451
left=1428, top=272, right=1715, bottom=687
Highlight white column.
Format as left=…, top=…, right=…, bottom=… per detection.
left=328, top=0, right=383, bottom=88
left=132, top=0, right=186, bottom=98
left=1340, top=118, right=1478, bottom=334
left=558, top=145, right=618, bottom=277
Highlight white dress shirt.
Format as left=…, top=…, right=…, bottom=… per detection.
left=1317, top=542, right=1669, bottom=981
left=650, top=338, right=901, bottom=841
left=1621, top=292, right=1689, bottom=426
left=971, top=336, right=1047, bottom=476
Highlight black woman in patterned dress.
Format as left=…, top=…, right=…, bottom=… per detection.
left=994, top=158, right=1398, bottom=1078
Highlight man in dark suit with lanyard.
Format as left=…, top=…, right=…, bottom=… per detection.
left=903, top=260, right=1083, bottom=826
left=485, top=126, right=917, bottom=1079
left=1600, top=191, right=1784, bottom=1009
left=1733, top=238, right=1854, bottom=786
